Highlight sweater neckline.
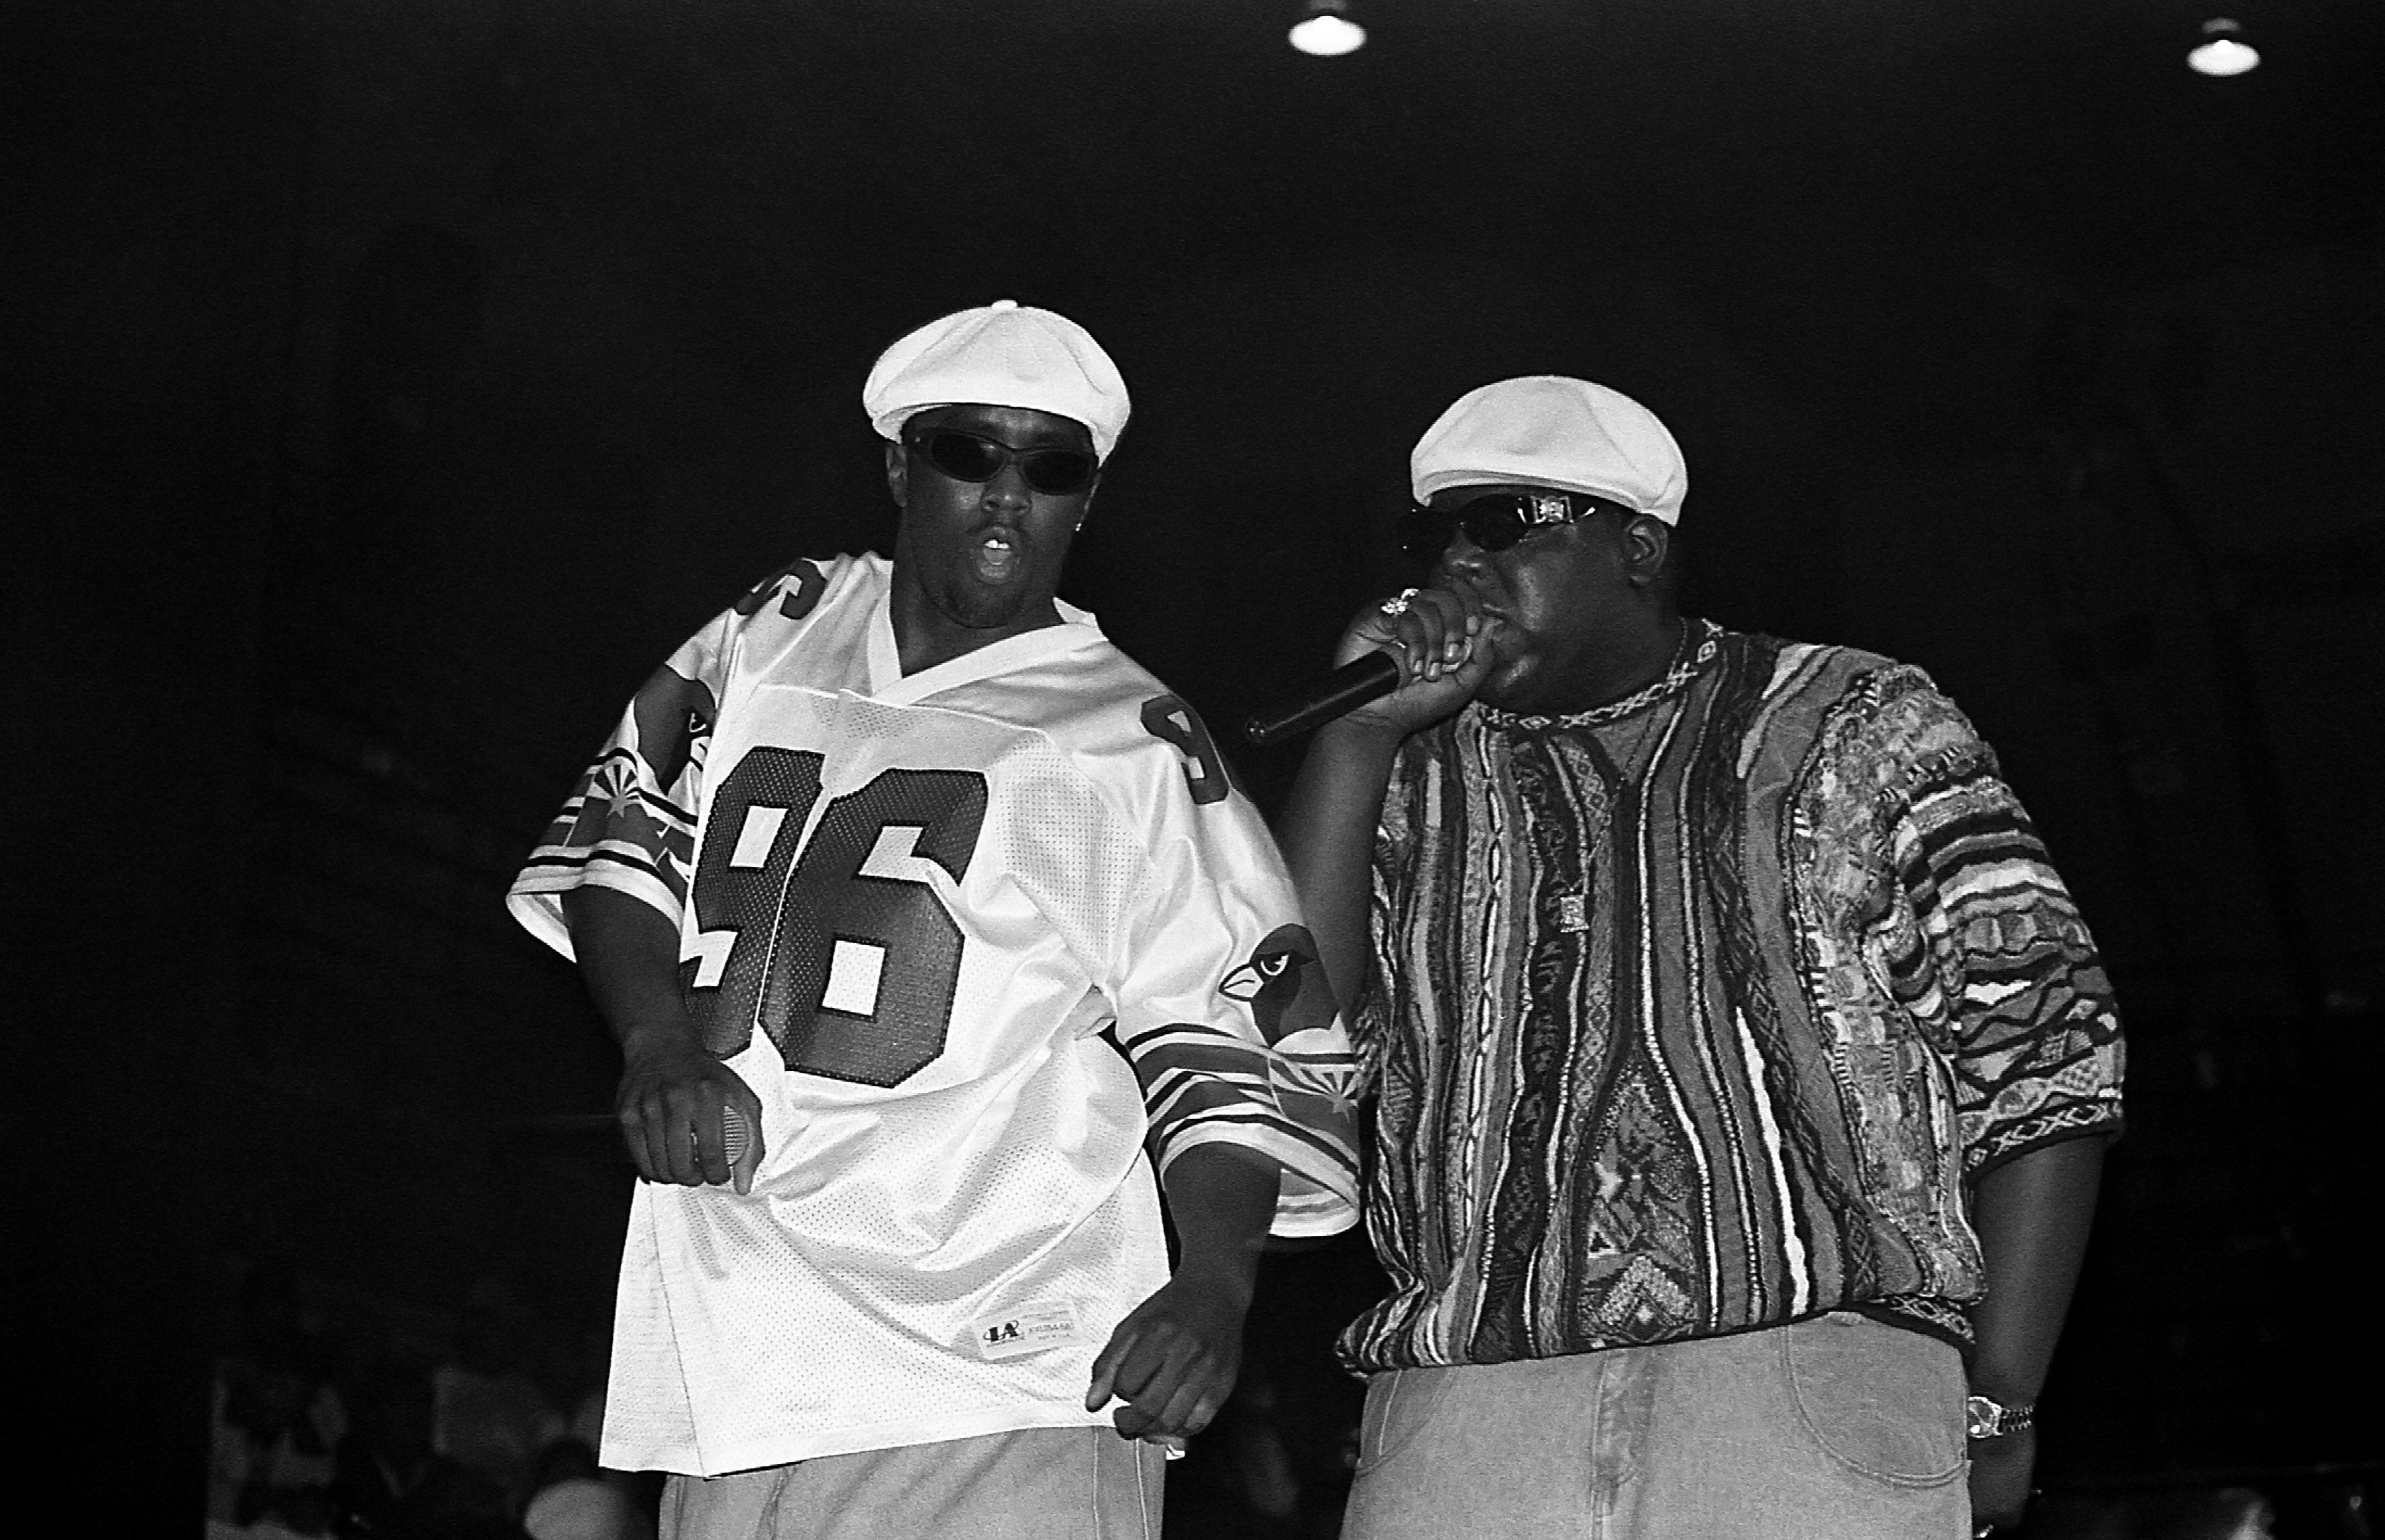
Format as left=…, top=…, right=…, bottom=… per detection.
left=1476, top=618, right=1722, bottom=732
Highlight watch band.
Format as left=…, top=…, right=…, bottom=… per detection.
left=1966, top=1393, right=2036, bottom=1440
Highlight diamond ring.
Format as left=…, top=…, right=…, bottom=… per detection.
left=1380, top=587, right=1420, bottom=617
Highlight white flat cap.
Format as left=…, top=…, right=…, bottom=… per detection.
left=1410, top=376, right=1687, bottom=524
left=862, top=299, right=1131, bottom=462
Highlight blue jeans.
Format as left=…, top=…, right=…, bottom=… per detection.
left=1340, top=1312, right=1970, bottom=1539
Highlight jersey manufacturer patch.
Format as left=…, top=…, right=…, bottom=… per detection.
left=971, top=1302, right=1083, bottom=1361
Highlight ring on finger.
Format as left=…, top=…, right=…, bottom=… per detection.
left=1380, top=586, right=1420, bottom=617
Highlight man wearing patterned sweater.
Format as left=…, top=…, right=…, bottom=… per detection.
left=509, top=302, right=1361, bottom=1538
left=1277, top=376, right=2121, bottom=1539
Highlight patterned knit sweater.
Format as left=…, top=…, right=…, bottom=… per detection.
left=1340, top=621, right=2125, bottom=1373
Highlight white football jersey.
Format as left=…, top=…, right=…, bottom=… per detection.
left=509, top=553, right=1361, bottom=1475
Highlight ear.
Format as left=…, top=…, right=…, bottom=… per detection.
left=883, top=438, right=908, bottom=509
left=1622, top=517, right=1671, bottom=589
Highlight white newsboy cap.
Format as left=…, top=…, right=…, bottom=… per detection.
left=1410, top=376, right=1687, bottom=524
left=861, top=299, right=1131, bottom=462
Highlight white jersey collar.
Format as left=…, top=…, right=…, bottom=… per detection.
left=865, top=586, right=1107, bottom=705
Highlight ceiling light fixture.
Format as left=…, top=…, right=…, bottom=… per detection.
left=2187, top=17, right=2260, bottom=76
left=1289, top=0, right=1367, bottom=58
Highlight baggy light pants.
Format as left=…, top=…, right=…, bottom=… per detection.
left=1340, top=1312, right=1972, bottom=1539
left=660, top=1425, right=1166, bottom=1540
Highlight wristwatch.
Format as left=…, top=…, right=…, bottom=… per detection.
left=1966, top=1393, right=2036, bottom=1441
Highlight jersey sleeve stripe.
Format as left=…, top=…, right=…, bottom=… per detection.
left=1155, top=1121, right=1361, bottom=1238
left=1123, top=1023, right=1363, bottom=1233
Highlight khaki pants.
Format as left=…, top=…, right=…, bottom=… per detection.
left=661, top=1425, right=1165, bottom=1540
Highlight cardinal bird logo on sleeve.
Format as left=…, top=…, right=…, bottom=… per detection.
left=1220, top=925, right=1339, bottom=1046
left=1219, top=922, right=1361, bottom=1126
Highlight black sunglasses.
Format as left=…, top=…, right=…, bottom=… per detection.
left=904, top=427, right=1099, bottom=497
left=1401, top=489, right=1635, bottom=560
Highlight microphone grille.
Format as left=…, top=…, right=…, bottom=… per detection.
left=721, top=1105, right=750, bottom=1167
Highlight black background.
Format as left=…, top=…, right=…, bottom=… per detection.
left=10, top=0, right=2380, bottom=1526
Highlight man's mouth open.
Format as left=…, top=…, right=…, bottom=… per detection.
left=970, top=528, right=1024, bottom=584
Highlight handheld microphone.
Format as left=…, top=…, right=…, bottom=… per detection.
left=1243, top=651, right=1401, bottom=746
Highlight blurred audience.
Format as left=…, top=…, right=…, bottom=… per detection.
left=561, top=1327, right=611, bottom=1459
left=329, top=1365, right=513, bottom=1539
left=433, top=1276, right=567, bottom=1510
left=209, top=1260, right=348, bottom=1537
left=521, top=1440, right=649, bottom=1540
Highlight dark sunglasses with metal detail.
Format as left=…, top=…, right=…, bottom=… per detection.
left=1401, top=488, right=1637, bottom=560
left=904, top=427, right=1099, bottom=497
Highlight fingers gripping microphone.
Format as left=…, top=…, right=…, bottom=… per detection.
left=1242, top=651, right=1401, bottom=746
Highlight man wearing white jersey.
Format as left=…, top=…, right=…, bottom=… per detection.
left=508, top=301, right=1362, bottom=1538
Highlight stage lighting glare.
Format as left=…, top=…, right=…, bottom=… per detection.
left=1289, top=3, right=1366, bottom=57
left=2188, top=19, right=2260, bottom=76
left=2188, top=38, right=2259, bottom=74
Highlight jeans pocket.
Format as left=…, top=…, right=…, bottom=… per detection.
left=1781, top=1313, right=1966, bottom=1486
left=1353, top=1366, right=1456, bottom=1476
